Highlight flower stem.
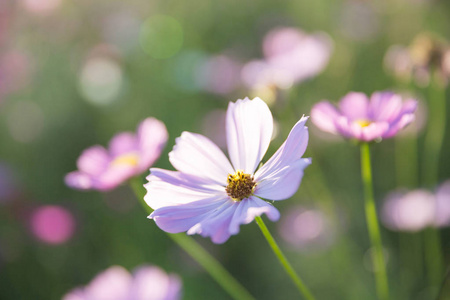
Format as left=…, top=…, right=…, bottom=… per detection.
left=424, top=227, right=444, bottom=289
left=360, top=143, right=389, bottom=300
left=254, top=215, right=315, bottom=300
left=129, top=177, right=255, bottom=300
left=422, top=74, right=445, bottom=290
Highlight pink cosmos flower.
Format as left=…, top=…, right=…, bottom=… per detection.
left=311, top=91, right=417, bottom=142
left=144, top=97, right=311, bottom=244
left=65, top=118, right=168, bottom=191
left=63, top=265, right=182, bottom=300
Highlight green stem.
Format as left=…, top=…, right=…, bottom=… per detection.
left=254, top=216, right=315, bottom=300
left=421, top=75, right=446, bottom=290
left=360, top=143, right=389, bottom=300
left=129, top=177, right=255, bottom=300
left=422, top=75, right=446, bottom=187
left=425, top=227, right=444, bottom=289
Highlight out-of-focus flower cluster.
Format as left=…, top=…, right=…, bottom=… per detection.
left=382, top=180, right=450, bottom=232
left=63, top=265, right=182, bottom=300
left=384, top=33, right=450, bottom=86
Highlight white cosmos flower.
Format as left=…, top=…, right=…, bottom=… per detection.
left=144, top=97, right=311, bottom=243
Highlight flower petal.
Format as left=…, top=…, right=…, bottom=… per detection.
left=137, top=118, right=168, bottom=172
left=226, top=97, right=273, bottom=174
left=368, top=92, right=403, bottom=122
left=131, top=266, right=182, bottom=300
left=255, top=116, right=309, bottom=181
left=76, top=146, right=110, bottom=176
left=150, top=198, right=232, bottom=241
left=169, top=132, right=234, bottom=185
left=255, top=158, right=311, bottom=200
left=361, top=121, right=389, bottom=141
left=310, top=101, right=340, bottom=134
left=228, top=196, right=280, bottom=234
left=144, top=168, right=226, bottom=210
left=65, top=171, right=94, bottom=190
left=339, top=92, right=369, bottom=121
left=85, top=266, right=132, bottom=300
left=109, top=132, right=138, bottom=158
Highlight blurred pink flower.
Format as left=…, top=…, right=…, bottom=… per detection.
left=30, top=205, right=75, bottom=244
left=278, top=206, right=335, bottom=251
left=311, top=91, right=417, bottom=142
left=382, top=181, right=450, bottom=232
left=242, top=27, right=333, bottom=91
left=65, top=118, right=168, bottom=191
left=195, top=55, right=241, bottom=95
left=22, top=0, right=62, bottom=16
left=63, top=265, right=182, bottom=300
left=263, top=27, right=333, bottom=85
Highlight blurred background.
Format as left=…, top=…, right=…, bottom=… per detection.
left=1, top=0, right=450, bottom=299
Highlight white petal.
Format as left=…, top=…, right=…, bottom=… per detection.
left=169, top=132, right=234, bottom=185
left=144, top=168, right=226, bottom=210
left=255, top=116, right=309, bottom=181
left=254, top=158, right=311, bottom=200
left=226, top=97, right=273, bottom=174
left=229, top=196, right=280, bottom=234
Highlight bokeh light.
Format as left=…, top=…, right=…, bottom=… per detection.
left=30, top=205, right=76, bottom=245
left=140, top=15, right=183, bottom=59
left=79, top=54, right=124, bottom=106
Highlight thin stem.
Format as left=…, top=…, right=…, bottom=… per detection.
left=422, top=74, right=446, bottom=187
left=254, top=216, right=315, bottom=300
left=129, top=177, right=255, bottom=300
left=421, top=74, right=446, bottom=289
left=360, top=143, right=389, bottom=300
left=425, top=227, right=444, bottom=289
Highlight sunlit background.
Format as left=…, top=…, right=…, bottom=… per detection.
left=1, top=0, right=450, bottom=299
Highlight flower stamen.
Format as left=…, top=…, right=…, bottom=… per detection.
left=225, top=170, right=256, bottom=202
left=354, top=119, right=372, bottom=128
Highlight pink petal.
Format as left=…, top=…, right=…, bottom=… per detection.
left=108, top=132, right=138, bottom=158
left=310, top=101, right=340, bottom=134
left=368, top=92, right=403, bottom=122
left=85, top=266, right=132, bottom=300
left=169, top=132, right=234, bottom=186
left=137, top=117, right=168, bottom=172
left=64, top=171, right=94, bottom=190
left=226, top=97, right=273, bottom=174
left=339, top=92, right=369, bottom=121
left=76, top=146, right=110, bottom=176
left=131, top=266, right=182, bottom=300
left=361, top=121, right=389, bottom=141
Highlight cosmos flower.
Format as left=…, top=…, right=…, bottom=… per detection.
left=311, top=91, right=417, bottom=142
left=381, top=181, right=450, bottom=232
left=242, top=28, right=332, bottom=93
left=65, top=118, right=168, bottom=191
left=63, top=265, right=182, bottom=300
left=144, top=97, right=311, bottom=244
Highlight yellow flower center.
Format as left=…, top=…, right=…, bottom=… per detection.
left=111, top=153, right=140, bottom=167
left=225, top=170, right=256, bottom=202
left=354, top=119, right=372, bottom=128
